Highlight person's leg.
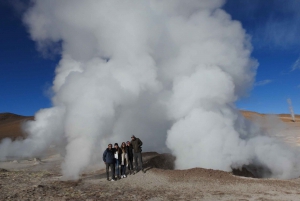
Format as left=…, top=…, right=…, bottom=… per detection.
left=111, top=163, right=115, bottom=180
left=137, top=152, right=145, bottom=172
left=115, top=161, right=117, bottom=176
left=115, top=160, right=120, bottom=178
left=120, top=165, right=123, bottom=176
left=130, top=159, right=133, bottom=170
left=106, top=163, right=109, bottom=180
left=133, top=153, right=138, bottom=172
left=127, top=159, right=132, bottom=174
left=128, top=159, right=131, bottom=170
left=130, top=159, right=134, bottom=173
left=121, top=165, right=126, bottom=176
left=123, top=164, right=127, bottom=176
left=137, top=152, right=143, bottom=171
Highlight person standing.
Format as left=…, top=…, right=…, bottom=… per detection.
left=103, top=144, right=115, bottom=181
left=126, top=141, right=134, bottom=175
left=130, top=135, right=145, bottom=173
left=120, top=142, right=128, bottom=178
left=114, top=143, right=122, bottom=179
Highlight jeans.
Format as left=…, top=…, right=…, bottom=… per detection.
left=121, top=165, right=126, bottom=175
left=115, top=159, right=120, bottom=176
left=106, top=163, right=115, bottom=180
left=127, top=159, right=133, bottom=170
left=133, top=152, right=143, bottom=171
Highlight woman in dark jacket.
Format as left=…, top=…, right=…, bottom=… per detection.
left=114, top=143, right=122, bottom=179
left=126, top=141, right=134, bottom=175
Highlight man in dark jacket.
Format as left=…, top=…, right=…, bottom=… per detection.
left=126, top=141, right=134, bottom=175
left=103, top=144, right=115, bottom=181
left=130, top=135, right=145, bottom=173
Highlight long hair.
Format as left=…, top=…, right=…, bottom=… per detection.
left=121, top=142, right=127, bottom=153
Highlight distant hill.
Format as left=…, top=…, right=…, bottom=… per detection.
left=240, top=110, right=300, bottom=123
left=0, top=111, right=298, bottom=142
left=0, top=113, right=33, bottom=141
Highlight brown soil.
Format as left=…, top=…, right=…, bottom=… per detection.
left=0, top=113, right=33, bottom=141
left=241, top=110, right=300, bottom=123
left=1, top=152, right=300, bottom=200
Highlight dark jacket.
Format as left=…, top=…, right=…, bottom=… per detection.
left=114, top=147, right=122, bottom=163
left=126, top=145, right=133, bottom=160
left=103, top=148, right=115, bottom=164
left=130, top=138, right=143, bottom=153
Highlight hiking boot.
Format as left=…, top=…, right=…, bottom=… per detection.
left=123, top=175, right=127, bottom=178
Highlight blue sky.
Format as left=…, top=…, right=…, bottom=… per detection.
left=0, top=0, right=299, bottom=116
left=224, top=0, right=300, bottom=114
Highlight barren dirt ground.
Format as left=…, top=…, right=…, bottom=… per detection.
left=1, top=112, right=300, bottom=201
left=1, top=152, right=300, bottom=201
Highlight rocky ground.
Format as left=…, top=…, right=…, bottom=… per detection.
left=1, top=152, right=300, bottom=201
left=1, top=113, right=300, bottom=200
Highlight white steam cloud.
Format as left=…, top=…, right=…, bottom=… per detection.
left=1, top=0, right=300, bottom=180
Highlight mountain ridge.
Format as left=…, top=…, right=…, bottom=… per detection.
left=0, top=111, right=298, bottom=141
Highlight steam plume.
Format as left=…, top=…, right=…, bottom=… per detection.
left=1, top=0, right=300, bottom=180
left=287, top=98, right=295, bottom=122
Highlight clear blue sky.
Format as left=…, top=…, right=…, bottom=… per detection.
left=224, top=0, right=300, bottom=115
left=0, top=0, right=299, bottom=116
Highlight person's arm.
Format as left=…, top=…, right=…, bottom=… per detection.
left=103, top=149, right=107, bottom=163
left=125, top=151, right=128, bottom=166
left=119, top=148, right=122, bottom=158
left=138, top=138, right=143, bottom=147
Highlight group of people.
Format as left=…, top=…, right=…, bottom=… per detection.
left=103, top=135, right=145, bottom=181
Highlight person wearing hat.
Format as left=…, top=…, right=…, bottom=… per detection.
left=126, top=141, right=134, bottom=175
left=130, top=135, right=145, bottom=173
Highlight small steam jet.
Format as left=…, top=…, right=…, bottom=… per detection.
left=287, top=98, right=295, bottom=122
